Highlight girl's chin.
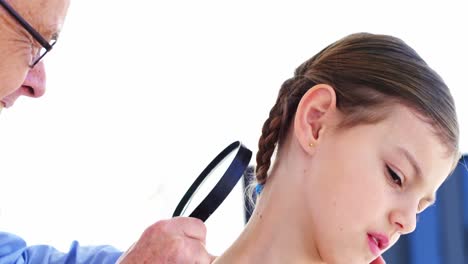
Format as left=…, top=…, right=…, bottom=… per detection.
left=370, top=256, right=386, bottom=264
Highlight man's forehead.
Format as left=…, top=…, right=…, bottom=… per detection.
left=25, top=0, right=69, bottom=38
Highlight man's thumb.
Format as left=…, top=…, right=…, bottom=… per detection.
left=209, top=254, right=218, bottom=264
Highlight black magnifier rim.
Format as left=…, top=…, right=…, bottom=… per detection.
left=173, top=141, right=252, bottom=222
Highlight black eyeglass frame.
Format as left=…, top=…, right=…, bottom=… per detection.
left=0, top=0, right=56, bottom=67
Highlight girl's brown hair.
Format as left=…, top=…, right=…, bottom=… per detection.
left=255, top=32, right=459, bottom=185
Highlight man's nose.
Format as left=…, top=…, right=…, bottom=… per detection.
left=22, top=61, right=46, bottom=98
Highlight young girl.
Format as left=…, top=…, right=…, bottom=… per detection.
left=213, top=33, right=459, bottom=263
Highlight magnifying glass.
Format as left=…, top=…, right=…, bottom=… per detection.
left=173, top=141, right=252, bottom=222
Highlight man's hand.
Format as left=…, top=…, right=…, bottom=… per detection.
left=117, top=217, right=216, bottom=263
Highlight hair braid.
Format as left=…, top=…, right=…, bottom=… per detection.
left=255, top=75, right=316, bottom=184
left=255, top=82, right=289, bottom=184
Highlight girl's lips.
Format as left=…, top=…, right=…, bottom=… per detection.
left=369, top=232, right=390, bottom=248
left=367, top=234, right=381, bottom=256
left=367, top=233, right=389, bottom=256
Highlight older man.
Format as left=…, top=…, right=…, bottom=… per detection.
left=0, top=0, right=214, bottom=263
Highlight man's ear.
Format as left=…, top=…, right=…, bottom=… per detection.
left=293, top=84, right=337, bottom=155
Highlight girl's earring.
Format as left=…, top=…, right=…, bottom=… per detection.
left=309, top=142, right=315, bottom=148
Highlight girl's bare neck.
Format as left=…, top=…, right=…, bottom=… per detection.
left=212, top=173, right=325, bottom=264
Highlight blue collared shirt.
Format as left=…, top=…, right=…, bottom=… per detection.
left=0, top=232, right=122, bottom=264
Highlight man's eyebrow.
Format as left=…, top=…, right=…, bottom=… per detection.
left=397, top=146, right=437, bottom=205
left=48, top=29, right=60, bottom=40
left=51, top=30, right=59, bottom=39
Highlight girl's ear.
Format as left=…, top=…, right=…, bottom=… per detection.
left=293, top=84, right=337, bottom=155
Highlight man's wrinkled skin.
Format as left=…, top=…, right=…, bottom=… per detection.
left=117, top=217, right=216, bottom=264
left=1, top=1, right=216, bottom=263
left=0, top=0, right=69, bottom=106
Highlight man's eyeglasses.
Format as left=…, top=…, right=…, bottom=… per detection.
left=0, top=0, right=57, bottom=67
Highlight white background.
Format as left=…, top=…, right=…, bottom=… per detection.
left=1, top=0, right=467, bottom=255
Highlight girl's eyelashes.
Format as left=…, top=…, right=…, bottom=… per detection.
left=386, top=164, right=403, bottom=187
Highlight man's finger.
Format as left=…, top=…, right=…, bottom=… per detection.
left=179, top=237, right=215, bottom=263
left=172, top=217, right=207, bottom=241
left=209, top=254, right=218, bottom=263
